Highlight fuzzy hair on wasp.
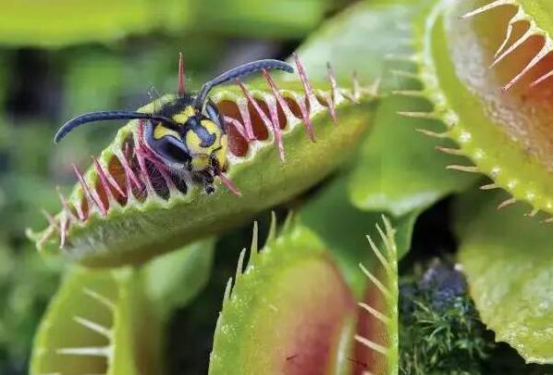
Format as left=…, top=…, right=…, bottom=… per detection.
left=54, top=54, right=294, bottom=194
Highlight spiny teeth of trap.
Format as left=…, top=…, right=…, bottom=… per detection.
left=223, top=218, right=264, bottom=304
left=236, top=98, right=255, bottom=140
left=497, top=196, right=517, bottom=210
left=397, top=90, right=549, bottom=213
left=409, top=112, right=554, bottom=217
left=354, top=332, right=388, bottom=356
left=530, top=69, right=553, bottom=87
left=461, top=0, right=554, bottom=90
left=293, top=53, right=325, bottom=124
left=116, top=146, right=143, bottom=193
left=73, top=164, right=107, bottom=216
left=237, top=80, right=287, bottom=160
left=216, top=170, right=242, bottom=197
left=355, top=218, right=398, bottom=357
left=83, top=287, right=117, bottom=311
left=56, top=345, right=112, bottom=358
left=41, top=209, right=59, bottom=231
left=134, top=130, right=160, bottom=197
left=395, top=2, right=553, bottom=218
left=48, top=57, right=370, bottom=248
left=224, top=115, right=247, bottom=139
left=49, top=288, right=115, bottom=374
left=56, top=187, right=79, bottom=221
left=94, top=157, right=125, bottom=198
left=460, top=0, right=513, bottom=18
left=73, top=315, right=112, bottom=340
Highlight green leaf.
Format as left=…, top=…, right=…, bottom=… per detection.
left=0, top=53, right=7, bottom=117
left=0, top=0, right=331, bottom=46
left=209, top=218, right=357, bottom=375
left=455, top=191, right=553, bottom=364
left=349, top=95, right=477, bottom=216
left=0, top=174, right=59, bottom=238
left=0, top=0, right=158, bottom=47
left=414, top=0, right=553, bottom=214
left=143, top=238, right=215, bottom=319
left=62, top=51, right=126, bottom=120
left=293, top=0, right=420, bottom=88
left=194, top=0, right=332, bottom=38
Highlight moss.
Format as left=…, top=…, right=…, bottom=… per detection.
left=399, top=261, right=492, bottom=375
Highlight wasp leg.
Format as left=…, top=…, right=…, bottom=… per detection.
left=191, top=170, right=216, bottom=194
left=204, top=172, right=215, bottom=194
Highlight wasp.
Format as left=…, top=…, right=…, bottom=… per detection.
left=55, top=57, right=294, bottom=194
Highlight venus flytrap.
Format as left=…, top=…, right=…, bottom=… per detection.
left=28, top=56, right=378, bottom=267
left=354, top=217, right=399, bottom=375
left=401, top=0, right=552, bottom=217
left=31, top=267, right=162, bottom=375
left=30, top=240, right=214, bottom=375
left=23, top=0, right=553, bottom=372
left=209, top=215, right=357, bottom=375
left=209, top=215, right=401, bottom=375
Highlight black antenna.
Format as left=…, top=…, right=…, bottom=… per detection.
left=194, top=59, right=294, bottom=110
left=54, top=111, right=177, bottom=143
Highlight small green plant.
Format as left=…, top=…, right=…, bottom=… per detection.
left=399, top=262, right=492, bottom=375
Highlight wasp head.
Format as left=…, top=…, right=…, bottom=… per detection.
left=145, top=98, right=227, bottom=173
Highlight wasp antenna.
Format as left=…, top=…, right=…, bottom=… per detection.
left=178, top=52, right=186, bottom=96
left=54, top=111, right=178, bottom=143
left=194, top=59, right=294, bottom=110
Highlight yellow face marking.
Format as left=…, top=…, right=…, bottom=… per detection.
left=200, top=119, right=222, bottom=152
left=182, top=119, right=227, bottom=172
left=191, top=154, right=209, bottom=172
left=153, top=124, right=180, bottom=140
left=172, top=106, right=196, bottom=125
left=201, top=119, right=219, bottom=136
left=215, top=135, right=228, bottom=169
left=185, top=129, right=204, bottom=155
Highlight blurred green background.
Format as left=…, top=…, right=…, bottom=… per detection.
left=0, top=0, right=346, bottom=373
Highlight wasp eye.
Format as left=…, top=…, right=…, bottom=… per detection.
left=156, top=137, right=190, bottom=164
left=144, top=122, right=190, bottom=165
